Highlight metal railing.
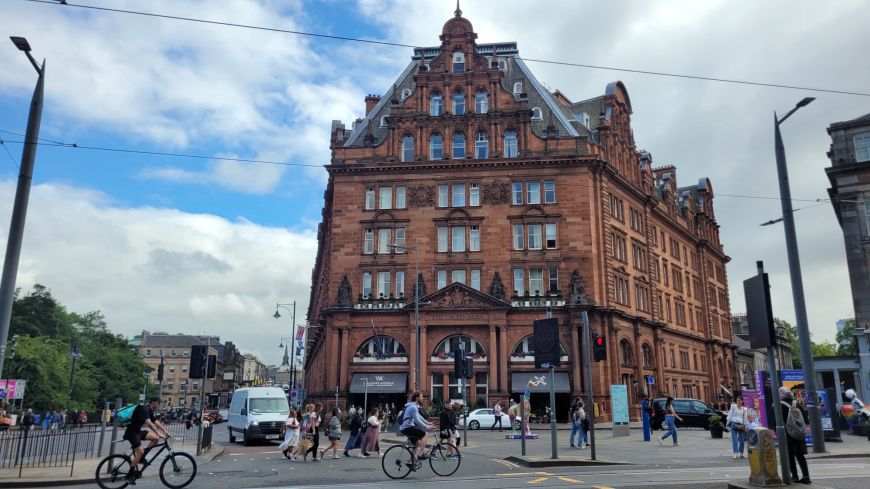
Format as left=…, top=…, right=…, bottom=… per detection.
left=0, top=424, right=103, bottom=477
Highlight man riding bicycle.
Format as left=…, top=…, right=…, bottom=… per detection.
left=399, top=390, right=433, bottom=459
left=124, top=396, right=169, bottom=485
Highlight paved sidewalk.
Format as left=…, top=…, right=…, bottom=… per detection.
left=0, top=443, right=224, bottom=488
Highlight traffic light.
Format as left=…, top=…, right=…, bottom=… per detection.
left=454, top=348, right=466, bottom=380
left=463, top=357, right=474, bottom=379
left=593, top=334, right=607, bottom=362
left=157, top=363, right=165, bottom=382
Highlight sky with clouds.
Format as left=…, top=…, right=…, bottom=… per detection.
left=0, top=0, right=868, bottom=365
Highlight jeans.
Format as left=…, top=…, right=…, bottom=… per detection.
left=570, top=422, right=580, bottom=445
left=660, top=415, right=678, bottom=444
left=730, top=427, right=745, bottom=454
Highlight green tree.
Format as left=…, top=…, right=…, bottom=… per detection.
left=836, top=319, right=858, bottom=356
left=6, top=285, right=149, bottom=411
left=811, top=341, right=838, bottom=357
left=774, top=318, right=842, bottom=368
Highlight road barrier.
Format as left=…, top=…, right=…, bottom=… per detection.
left=0, top=424, right=103, bottom=477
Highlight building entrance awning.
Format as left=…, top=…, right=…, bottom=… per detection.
left=510, top=372, right=571, bottom=393
left=349, top=373, right=408, bottom=393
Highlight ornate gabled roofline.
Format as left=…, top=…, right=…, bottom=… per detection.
left=412, top=42, right=519, bottom=60
left=343, top=60, right=419, bottom=147
left=513, top=58, right=579, bottom=137
left=326, top=154, right=597, bottom=175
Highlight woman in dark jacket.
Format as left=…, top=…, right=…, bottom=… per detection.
left=343, top=407, right=363, bottom=457
left=778, top=388, right=810, bottom=484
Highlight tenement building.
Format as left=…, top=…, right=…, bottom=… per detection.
left=826, top=112, right=870, bottom=399
left=304, top=8, right=735, bottom=421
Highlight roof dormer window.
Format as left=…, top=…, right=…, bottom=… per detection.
left=531, top=107, right=543, bottom=120
left=498, top=59, right=507, bottom=71
left=401, top=88, right=412, bottom=100
left=380, top=115, right=388, bottom=127
left=513, top=82, right=523, bottom=94
left=453, top=52, right=465, bottom=74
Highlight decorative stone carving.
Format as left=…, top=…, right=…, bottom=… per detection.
left=432, top=285, right=486, bottom=308
left=569, top=270, right=589, bottom=305
left=489, top=272, right=506, bottom=301
left=335, top=275, right=352, bottom=308
left=481, top=182, right=510, bottom=205
left=408, top=185, right=435, bottom=207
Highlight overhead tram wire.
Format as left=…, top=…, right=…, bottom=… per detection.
left=24, top=0, right=870, bottom=98
left=0, top=134, right=837, bottom=205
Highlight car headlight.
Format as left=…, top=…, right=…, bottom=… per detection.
left=252, top=421, right=259, bottom=426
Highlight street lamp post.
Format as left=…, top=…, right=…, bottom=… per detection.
left=388, top=239, right=420, bottom=390
left=361, top=377, right=368, bottom=420
left=273, top=301, right=297, bottom=387
left=67, top=341, right=82, bottom=413
left=0, top=37, right=45, bottom=381
left=773, top=96, right=825, bottom=453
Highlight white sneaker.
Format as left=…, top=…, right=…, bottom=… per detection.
left=658, top=438, right=663, bottom=447
left=740, top=453, right=745, bottom=458
left=732, top=454, right=738, bottom=459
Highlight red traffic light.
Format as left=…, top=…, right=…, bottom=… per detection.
left=596, top=337, right=604, bottom=346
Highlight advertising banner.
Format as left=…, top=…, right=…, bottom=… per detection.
left=610, top=384, right=629, bottom=424
left=0, top=379, right=25, bottom=400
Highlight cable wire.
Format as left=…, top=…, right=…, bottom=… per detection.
left=0, top=134, right=834, bottom=204
left=0, top=139, right=20, bottom=169
left=23, top=0, right=870, bottom=97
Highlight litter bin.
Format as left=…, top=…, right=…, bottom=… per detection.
left=747, top=428, right=782, bottom=487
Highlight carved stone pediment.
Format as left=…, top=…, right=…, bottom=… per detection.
left=411, top=282, right=510, bottom=311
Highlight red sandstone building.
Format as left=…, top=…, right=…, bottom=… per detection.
left=304, top=8, right=736, bottom=421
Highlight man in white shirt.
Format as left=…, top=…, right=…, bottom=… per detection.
left=490, top=401, right=503, bottom=431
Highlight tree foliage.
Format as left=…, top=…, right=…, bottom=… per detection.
left=836, top=319, right=858, bottom=357
left=4, top=285, right=148, bottom=412
left=774, top=318, right=842, bottom=369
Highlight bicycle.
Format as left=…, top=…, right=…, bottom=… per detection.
left=95, top=435, right=197, bottom=489
left=381, top=434, right=461, bottom=479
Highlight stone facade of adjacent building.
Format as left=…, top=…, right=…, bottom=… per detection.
left=304, top=9, right=736, bottom=421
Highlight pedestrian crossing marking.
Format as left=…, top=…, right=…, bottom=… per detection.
left=558, top=476, right=582, bottom=483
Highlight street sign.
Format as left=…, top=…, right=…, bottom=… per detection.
left=646, top=375, right=655, bottom=385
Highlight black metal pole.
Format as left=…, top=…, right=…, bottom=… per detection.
left=582, top=311, right=596, bottom=460
left=0, top=56, right=44, bottom=380
left=773, top=110, right=825, bottom=453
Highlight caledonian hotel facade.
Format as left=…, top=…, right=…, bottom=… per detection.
left=303, top=7, right=736, bottom=421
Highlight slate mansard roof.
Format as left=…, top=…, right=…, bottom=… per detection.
left=341, top=40, right=609, bottom=149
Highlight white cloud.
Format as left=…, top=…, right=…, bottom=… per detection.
left=0, top=180, right=316, bottom=364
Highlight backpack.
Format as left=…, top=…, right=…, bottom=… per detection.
left=117, top=404, right=138, bottom=428
left=785, top=402, right=806, bottom=440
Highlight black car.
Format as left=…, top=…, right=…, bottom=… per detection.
left=650, top=398, right=724, bottom=430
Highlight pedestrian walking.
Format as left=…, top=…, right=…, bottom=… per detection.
left=343, top=407, right=363, bottom=457
left=746, top=398, right=761, bottom=430
left=777, top=387, right=811, bottom=484
left=658, top=396, right=682, bottom=446
left=294, top=404, right=316, bottom=460
left=21, top=408, right=35, bottom=433
left=727, top=396, right=747, bottom=458
left=569, top=399, right=580, bottom=447
left=78, top=410, right=88, bottom=426
left=571, top=400, right=587, bottom=448
left=491, top=401, right=503, bottom=431
left=304, top=403, right=323, bottom=462
left=439, top=403, right=459, bottom=457
left=280, top=410, right=300, bottom=460
left=361, top=407, right=382, bottom=457
left=321, top=407, right=342, bottom=459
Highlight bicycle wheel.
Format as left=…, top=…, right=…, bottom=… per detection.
left=429, top=442, right=461, bottom=477
left=95, top=454, right=132, bottom=489
left=381, top=444, right=415, bottom=480
left=159, top=452, right=197, bottom=489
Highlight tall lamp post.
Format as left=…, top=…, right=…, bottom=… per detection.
left=388, top=239, right=420, bottom=390
left=273, top=301, right=297, bottom=387
left=67, top=341, right=82, bottom=413
left=0, top=37, right=45, bottom=381
left=773, top=96, right=825, bottom=453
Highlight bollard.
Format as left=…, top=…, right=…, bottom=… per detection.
left=641, top=398, right=651, bottom=442
left=108, top=397, right=121, bottom=473
left=747, top=428, right=783, bottom=487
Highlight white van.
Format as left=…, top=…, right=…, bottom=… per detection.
left=227, top=387, right=290, bottom=445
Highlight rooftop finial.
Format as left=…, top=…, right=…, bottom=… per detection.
left=455, top=0, right=462, bottom=17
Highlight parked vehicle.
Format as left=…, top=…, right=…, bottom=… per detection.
left=227, top=387, right=290, bottom=445
left=457, top=408, right=517, bottom=430
left=650, top=397, right=724, bottom=430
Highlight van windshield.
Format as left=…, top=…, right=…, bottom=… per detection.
left=249, top=398, right=288, bottom=414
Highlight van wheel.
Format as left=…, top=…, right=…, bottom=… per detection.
left=228, top=429, right=236, bottom=444
left=242, top=429, right=251, bottom=446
